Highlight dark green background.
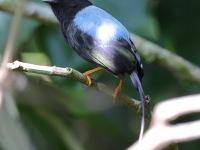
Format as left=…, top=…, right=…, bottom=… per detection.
left=0, top=0, right=199, bottom=149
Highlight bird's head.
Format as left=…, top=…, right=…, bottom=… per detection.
left=42, top=0, right=76, bottom=8
left=42, top=0, right=63, bottom=4
left=42, top=0, right=92, bottom=22
left=42, top=0, right=89, bottom=4
left=42, top=0, right=90, bottom=6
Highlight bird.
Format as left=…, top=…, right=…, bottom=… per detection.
left=42, top=0, right=150, bottom=140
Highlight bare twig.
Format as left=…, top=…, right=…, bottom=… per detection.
left=128, top=94, right=200, bottom=150
left=132, top=34, right=200, bottom=84
left=0, top=0, right=200, bottom=85
left=0, top=0, right=56, bottom=25
left=0, top=0, right=25, bottom=106
left=7, top=60, right=145, bottom=118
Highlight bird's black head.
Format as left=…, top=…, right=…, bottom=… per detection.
left=42, top=0, right=89, bottom=7
left=43, top=0, right=65, bottom=4
left=43, top=0, right=92, bottom=23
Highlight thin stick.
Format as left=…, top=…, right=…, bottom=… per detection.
left=0, top=0, right=25, bottom=106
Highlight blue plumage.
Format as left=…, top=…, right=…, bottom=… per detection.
left=62, top=5, right=143, bottom=78
left=43, top=0, right=150, bottom=140
left=74, top=6, right=130, bottom=41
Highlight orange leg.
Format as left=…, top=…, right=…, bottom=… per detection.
left=114, top=80, right=123, bottom=98
left=83, top=66, right=103, bottom=86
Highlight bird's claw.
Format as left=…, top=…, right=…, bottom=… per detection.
left=114, top=80, right=122, bottom=98
left=83, top=73, right=92, bottom=86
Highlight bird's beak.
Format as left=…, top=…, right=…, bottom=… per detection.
left=42, top=0, right=55, bottom=3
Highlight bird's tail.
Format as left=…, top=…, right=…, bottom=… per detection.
left=130, top=71, right=146, bottom=141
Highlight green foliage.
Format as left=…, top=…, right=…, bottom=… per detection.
left=0, top=0, right=199, bottom=149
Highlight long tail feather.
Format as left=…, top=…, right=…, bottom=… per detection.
left=130, top=71, right=146, bottom=141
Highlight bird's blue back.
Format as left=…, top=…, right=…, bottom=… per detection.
left=73, top=6, right=131, bottom=42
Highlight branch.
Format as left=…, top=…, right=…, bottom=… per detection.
left=0, top=0, right=25, bottom=106
left=0, top=0, right=57, bottom=25
left=132, top=34, right=200, bottom=85
left=1, top=0, right=200, bottom=85
left=128, top=94, right=200, bottom=150
left=7, top=60, right=146, bottom=118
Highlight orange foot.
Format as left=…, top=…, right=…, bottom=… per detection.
left=83, top=66, right=103, bottom=86
left=114, top=80, right=123, bottom=98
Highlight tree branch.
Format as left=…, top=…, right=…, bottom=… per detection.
left=0, top=0, right=25, bottom=106
left=7, top=60, right=146, bottom=118
left=132, top=34, right=200, bottom=85
left=0, top=0, right=57, bottom=25
left=1, top=0, right=200, bottom=85
left=128, top=94, right=200, bottom=150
